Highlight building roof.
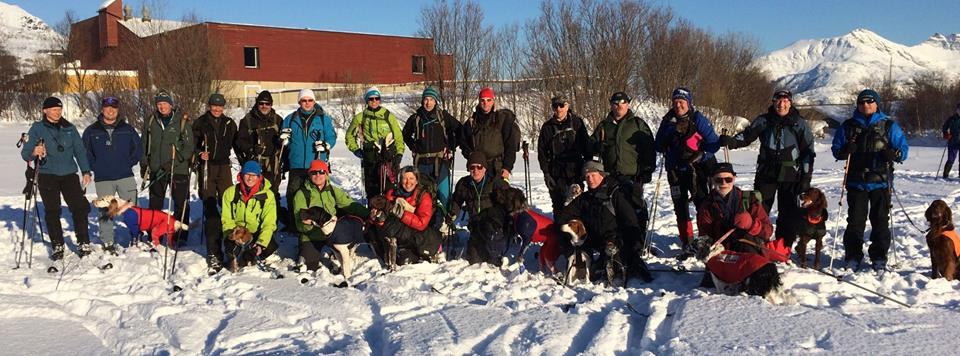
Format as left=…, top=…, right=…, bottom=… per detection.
left=119, top=18, right=191, bottom=37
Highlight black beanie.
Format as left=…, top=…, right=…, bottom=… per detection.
left=256, top=91, right=273, bottom=105
left=42, top=97, right=62, bottom=109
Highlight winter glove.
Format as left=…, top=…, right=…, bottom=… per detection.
left=837, top=141, right=857, bottom=157
left=719, top=134, right=735, bottom=149
left=140, top=165, right=149, bottom=180
left=396, top=197, right=415, bottom=213
left=279, top=128, right=292, bottom=146
left=733, top=212, right=753, bottom=231
left=882, top=148, right=901, bottom=162
left=353, top=150, right=364, bottom=159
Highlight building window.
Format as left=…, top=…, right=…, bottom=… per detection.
left=412, top=56, right=426, bottom=74
left=244, top=47, right=259, bottom=68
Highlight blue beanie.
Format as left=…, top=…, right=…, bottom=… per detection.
left=672, top=87, right=693, bottom=105
left=241, top=161, right=262, bottom=176
left=364, top=86, right=381, bottom=100
left=422, top=86, right=440, bottom=103
left=857, top=89, right=880, bottom=104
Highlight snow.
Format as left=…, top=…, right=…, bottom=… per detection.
left=0, top=1, right=61, bottom=74
left=758, top=28, right=960, bottom=106
left=119, top=18, right=191, bottom=38
left=1, top=114, right=959, bottom=354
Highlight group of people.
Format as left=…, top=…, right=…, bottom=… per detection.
left=19, top=83, right=915, bottom=286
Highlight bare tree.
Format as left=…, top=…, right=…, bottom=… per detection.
left=897, top=71, right=958, bottom=135
left=0, top=41, right=20, bottom=115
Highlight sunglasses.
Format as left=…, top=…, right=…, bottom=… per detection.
left=257, top=102, right=272, bottom=106
left=468, top=164, right=485, bottom=171
left=368, top=97, right=381, bottom=102
left=310, top=170, right=327, bottom=176
left=551, top=102, right=567, bottom=109
left=479, top=98, right=494, bottom=103
left=858, top=98, right=876, bottom=104
left=713, top=176, right=734, bottom=184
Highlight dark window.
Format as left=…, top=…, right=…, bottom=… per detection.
left=412, top=56, right=426, bottom=74
left=244, top=47, right=259, bottom=68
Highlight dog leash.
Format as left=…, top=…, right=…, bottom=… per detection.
left=891, top=186, right=929, bottom=234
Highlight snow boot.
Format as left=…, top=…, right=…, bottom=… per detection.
left=207, top=255, right=223, bottom=276
left=77, top=243, right=92, bottom=258
left=843, top=257, right=863, bottom=272
left=944, top=163, right=952, bottom=179
left=103, top=243, right=120, bottom=257
left=50, top=244, right=65, bottom=261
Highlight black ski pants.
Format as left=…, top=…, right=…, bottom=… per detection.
left=201, top=164, right=232, bottom=261
left=38, top=173, right=90, bottom=247
left=149, top=173, right=190, bottom=243
left=754, top=179, right=805, bottom=246
left=843, top=187, right=891, bottom=263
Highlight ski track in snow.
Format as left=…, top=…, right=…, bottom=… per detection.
left=1, top=122, right=960, bottom=354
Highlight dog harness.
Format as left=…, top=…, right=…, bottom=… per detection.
left=941, top=230, right=960, bottom=257
left=121, top=207, right=181, bottom=246
left=707, top=250, right=771, bottom=284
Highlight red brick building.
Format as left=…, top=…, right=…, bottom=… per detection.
left=69, top=0, right=452, bottom=103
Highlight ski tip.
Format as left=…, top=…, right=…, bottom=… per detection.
left=100, top=263, right=113, bottom=270
left=172, top=285, right=183, bottom=292
left=47, top=266, right=59, bottom=273
left=332, top=281, right=349, bottom=288
left=300, top=278, right=310, bottom=284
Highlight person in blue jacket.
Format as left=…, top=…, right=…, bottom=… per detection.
left=654, top=87, right=720, bottom=256
left=831, top=89, right=909, bottom=272
left=82, top=96, right=141, bottom=254
left=280, top=89, right=337, bottom=221
left=21, top=97, right=93, bottom=261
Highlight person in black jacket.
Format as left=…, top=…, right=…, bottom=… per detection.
left=459, top=87, right=521, bottom=181
left=557, top=161, right=653, bottom=283
left=193, top=93, right=237, bottom=266
left=402, top=86, right=460, bottom=209
left=538, top=95, right=590, bottom=215
left=941, top=103, right=960, bottom=178
left=82, top=96, right=141, bottom=254
left=719, top=90, right=815, bottom=249
left=448, top=152, right=510, bottom=265
left=235, top=91, right=287, bottom=228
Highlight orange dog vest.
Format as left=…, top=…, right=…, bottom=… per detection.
left=942, top=230, right=960, bottom=257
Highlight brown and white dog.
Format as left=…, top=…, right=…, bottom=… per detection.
left=924, top=200, right=960, bottom=280
left=561, top=220, right=590, bottom=285
left=226, top=226, right=255, bottom=272
left=366, top=195, right=397, bottom=270
left=795, top=187, right=828, bottom=269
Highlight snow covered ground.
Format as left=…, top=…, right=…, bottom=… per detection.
left=1, top=118, right=959, bottom=355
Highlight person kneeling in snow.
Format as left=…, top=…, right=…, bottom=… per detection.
left=293, top=160, right=370, bottom=277
left=218, top=161, right=278, bottom=274
left=695, top=163, right=780, bottom=296
left=369, top=166, right=443, bottom=269
left=448, top=151, right=511, bottom=266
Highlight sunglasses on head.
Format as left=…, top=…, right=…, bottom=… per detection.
left=468, top=164, right=484, bottom=171
left=858, top=98, right=876, bottom=104
left=713, top=176, right=734, bottom=184
left=368, top=97, right=381, bottom=102
left=310, top=170, right=327, bottom=176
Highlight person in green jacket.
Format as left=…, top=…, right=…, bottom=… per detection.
left=217, top=161, right=277, bottom=274
left=346, top=86, right=405, bottom=201
left=141, top=90, right=194, bottom=244
left=293, top=160, right=369, bottom=272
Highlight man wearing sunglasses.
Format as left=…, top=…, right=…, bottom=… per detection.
left=292, top=160, right=369, bottom=273
left=402, top=86, right=460, bottom=208
left=347, top=86, right=406, bottom=201
left=654, top=87, right=720, bottom=256
left=82, top=96, right=141, bottom=255
left=719, top=89, right=815, bottom=252
left=448, top=151, right=510, bottom=265
left=459, top=87, right=521, bottom=181
left=537, top=95, right=590, bottom=215
left=831, top=89, right=909, bottom=272
left=281, top=89, right=337, bottom=226
left=236, top=91, right=284, bottom=204
left=695, top=163, right=773, bottom=288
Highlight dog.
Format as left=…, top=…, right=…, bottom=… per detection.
left=94, top=197, right=188, bottom=246
left=707, top=250, right=783, bottom=298
left=366, top=195, right=399, bottom=270
left=561, top=220, right=590, bottom=285
left=226, top=226, right=254, bottom=272
left=795, top=187, right=828, bottom=269
left=925, top=200, right=960, bottom=280
left=299, top=206, right=359, bottom=283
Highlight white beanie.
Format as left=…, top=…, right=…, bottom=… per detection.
left=298, top=89, right=316, bottom=102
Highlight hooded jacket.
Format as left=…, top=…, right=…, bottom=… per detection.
left=221, top=178, right=277, bottom=247
left=21, top=117, right=91, bottom=176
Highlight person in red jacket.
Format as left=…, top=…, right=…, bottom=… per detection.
left=696, top=163, right=774, bottom=255
left=372, top=166, right=443, bottom=264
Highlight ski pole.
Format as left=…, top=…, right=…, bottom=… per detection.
left=643, top=154, right=665, bottom=256
left=813, top=267, right=910, bottom=308
left=168, top=193, right=190, bottom=284
left=202, top=134, right=209, bottom=193
left=721, top=128, right=730, bottom=163
left=521, top=141, right=530, bottom=206
left=163, top=146, right=175, bottom=280
left=829, top=153, right=852, bottom=271
left=28, top=165, right=43, bottom=269
left=937, top=141, right=947, bottom=180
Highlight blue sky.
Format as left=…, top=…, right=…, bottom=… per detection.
left=11, top=0, right=960, bottom=53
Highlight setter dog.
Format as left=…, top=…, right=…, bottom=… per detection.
left=795, top=187, right=828, bottom=269
left=925, top=200, right=960, bottom=280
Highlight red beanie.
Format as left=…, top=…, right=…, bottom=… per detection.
left=479, top=87, right=495, bottom=100
left=308, top=160, right=329, bottom=173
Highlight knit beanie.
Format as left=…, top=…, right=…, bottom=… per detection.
left=422, top=86, right=440, bottom=103
left=241, top=161, right=262, bottom=176
left=42, top=96, right=63, bottom=109
left=671, top=87, right=693, bottom=105
left=364, top=86, right=382, bottom=100
left=298, top=89, right=316, bottom=102
left=154, top=90, right=174, bottom=106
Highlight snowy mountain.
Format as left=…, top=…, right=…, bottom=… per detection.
left=758, top=28, right=960, bottom=107
left=0, top=1, right=62, bottom=74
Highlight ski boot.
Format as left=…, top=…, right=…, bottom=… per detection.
left=51, top=244, right=65, bottom=261
left=206, top=255, right=223, bottom=276
left=103, top=243, right=120, bottom=256
left=77, top=243, right=92, bottom=258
